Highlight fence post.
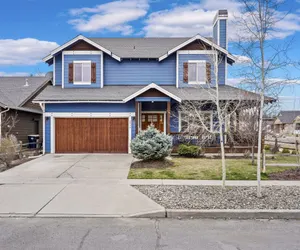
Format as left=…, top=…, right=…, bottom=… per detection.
left=262, top=149, right=266, bottom=173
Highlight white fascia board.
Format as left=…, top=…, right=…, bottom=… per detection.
left=123, top=83, right=181, bottom=103
left=177, top=50, right=217, bottom=55
left=43, top=35, right=121, bottom=62
left=158, top=34, right=236, bottom=63
left=32, top=100, right=125, bottom=104
left=45, top=112, right=135, bottom=118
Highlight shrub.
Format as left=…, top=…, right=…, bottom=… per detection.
left=0, top=135, right=19, bottom=168
left=130, top=125, right=172, bottom=161
left=264, top=145, right=271, bottom=151
left=291, top=150, right=297, bottom=155
left=281, top=148, right=290, bottom=154
left=178, top=144, right=201, bottom=158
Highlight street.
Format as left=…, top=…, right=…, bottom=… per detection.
left=0, top=218, right=299, bottom=250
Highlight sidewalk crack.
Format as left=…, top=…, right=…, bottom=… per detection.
left=56, top=155, right=88, bottom=178
left=77, top=229, right=91, bottom=250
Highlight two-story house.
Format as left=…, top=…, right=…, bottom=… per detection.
left=34, top=10, right=261, bottom=154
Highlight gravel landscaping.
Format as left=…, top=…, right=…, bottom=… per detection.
left=134, top=185, right=300, bottom=210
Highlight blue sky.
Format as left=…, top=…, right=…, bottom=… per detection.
left=0, top=0, right=299, bottom=110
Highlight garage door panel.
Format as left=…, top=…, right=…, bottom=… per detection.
left=55, top=118, right=128, bottom=153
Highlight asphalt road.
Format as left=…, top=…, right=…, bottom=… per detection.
left=0, top=218, right=299, bottom=250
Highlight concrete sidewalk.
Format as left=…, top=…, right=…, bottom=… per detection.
left=127, top=179, right=300, bottom=186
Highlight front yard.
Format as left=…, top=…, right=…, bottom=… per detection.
left=128, top=156, right=299, bottom=180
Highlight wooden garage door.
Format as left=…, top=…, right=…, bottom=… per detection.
left=55, top=118, right=128, bottom=153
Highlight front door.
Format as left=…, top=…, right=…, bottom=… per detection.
left=141, top=113, right=164, bottom=132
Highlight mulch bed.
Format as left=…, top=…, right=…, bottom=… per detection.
left=134, top=185, right=300, bottom=210
left=268, top=168, right=300, bottom=180
left=131, top=159, right=174, bottom=169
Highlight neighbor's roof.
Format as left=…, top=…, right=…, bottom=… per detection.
left=44, top=35, right=236, bottom=63
left=34, top=84, right=264, bottom=103
left=276, top=111, right=300, bottom=124
left=0, top=74, right=51, bottom=113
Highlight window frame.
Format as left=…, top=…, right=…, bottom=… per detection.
left=73, top=60, right=92, bottom=85
left=179, top=110, right=213, bottom=132
left=188, top=60, right=207, bottom=85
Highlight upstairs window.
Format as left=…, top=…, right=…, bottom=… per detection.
left=183, top=60, right=211, bottom=84
left=188, top=61, right=206, bottom=84
left=74, top=61, right=91, bottom=84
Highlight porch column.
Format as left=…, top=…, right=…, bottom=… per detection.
left=167, top=101, right=171, bottom=134
left=135, top=101, right=140, bottom=135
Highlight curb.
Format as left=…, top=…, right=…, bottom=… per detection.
left=165, top=209, right=300, bottom=219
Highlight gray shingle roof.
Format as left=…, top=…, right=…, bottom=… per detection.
left=0, top=75, right=51, bottom=112
left=34, top=85, right=262, bottom=102
left=277, top=111, right=300, bottom=124
left=88, top=37, right=190, bottom=58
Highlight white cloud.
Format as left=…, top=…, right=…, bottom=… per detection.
left=0, top=38, right=58, bottom=66
left=143, top=0, right=300, bottom=40
left=68, top=0, right=149, bottom=35
left=233, top=55, right=252, bottom=64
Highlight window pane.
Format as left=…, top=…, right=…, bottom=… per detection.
left=74, top=63, right=82, bottom=82
left=188, top=63, right=197, bottom=82
left=82, top=63, right=91, bottom=82
left=197, top=62, right=206, bottom=82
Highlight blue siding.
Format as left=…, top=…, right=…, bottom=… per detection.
left=104, top=54, right=176, bottom=85
left=170, top=101, right=179, bottom=133
left=45, top=102, right=135, bottom=113
left=219, top=20, right=227, bottom=49
left=54, top=54, right=62, bottom=86
left=131, top=117, right=136, bottom=140
left=64, top=54, right=101, bottom=88
left=45, top=117, right=51, bottom=153
left=178, top=54, right=225, bottom=87
left=213, top=22, right=218, bottom=44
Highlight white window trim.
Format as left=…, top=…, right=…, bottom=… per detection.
left=188, top=60, right=207, bottom=85
left=73, top=60, right=92, bottom=85
left=178, top=110, right=213, bottom=132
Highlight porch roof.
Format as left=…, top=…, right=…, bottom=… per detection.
left=34, top=84, right=269, bottom=103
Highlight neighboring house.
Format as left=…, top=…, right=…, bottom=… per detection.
left=34, top=10, right=263, bottom=154
left=0, top=75, right=51, bottom=143
left=274, top=111, right=300, bottom=135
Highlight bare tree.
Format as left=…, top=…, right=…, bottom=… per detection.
left=1, top=111, right=18, bottom=138
left=235, top=0, right=295, bottom=196
left=177, top=45, right=241, bottom=187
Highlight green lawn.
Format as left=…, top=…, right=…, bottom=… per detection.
left=128, top=155, right=299, bottom=180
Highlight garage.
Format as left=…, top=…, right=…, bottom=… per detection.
left=55, top=118, right=128, bottom=153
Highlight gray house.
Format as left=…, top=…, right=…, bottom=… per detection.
left=0, top=75, right=51, bottom=143
left=274, top=111, right=300, bottom=135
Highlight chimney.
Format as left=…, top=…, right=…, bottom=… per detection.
left=213, top=10, right=228, bottom=50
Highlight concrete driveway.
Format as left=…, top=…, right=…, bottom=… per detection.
left=0, top=154, right=164, bottom=218
left=0, top=154, right=133, bottom=180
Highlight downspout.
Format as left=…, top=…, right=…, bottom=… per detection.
left=39, top=103, right=46, bottom=155
left=0, top=107, right=10, bottom=140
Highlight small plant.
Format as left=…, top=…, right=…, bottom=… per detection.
left=264, top=145, right=271, bottom=151
left=291, top=150, right=297, bottom=155
left=243, top=150, right=251, bottom=158
left=178, top=144, right=201, bottom=158
left=281, top=148, right=290, bottom=154
left=0, top=135, right=19, bottom=168
left=130, top=125, right=172, bottom=161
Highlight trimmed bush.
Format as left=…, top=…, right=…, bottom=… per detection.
left=281, top=148, right=290, bottom=154
left=178, top=144, right=201, bottom=158
left=291, top=150, right=297, bottom=155
left=130, top=125, right=172, bottom=161
left=264, top=145, right=271, bottom=151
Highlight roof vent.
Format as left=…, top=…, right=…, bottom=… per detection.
left=24, top=78, right=29, bottom=87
